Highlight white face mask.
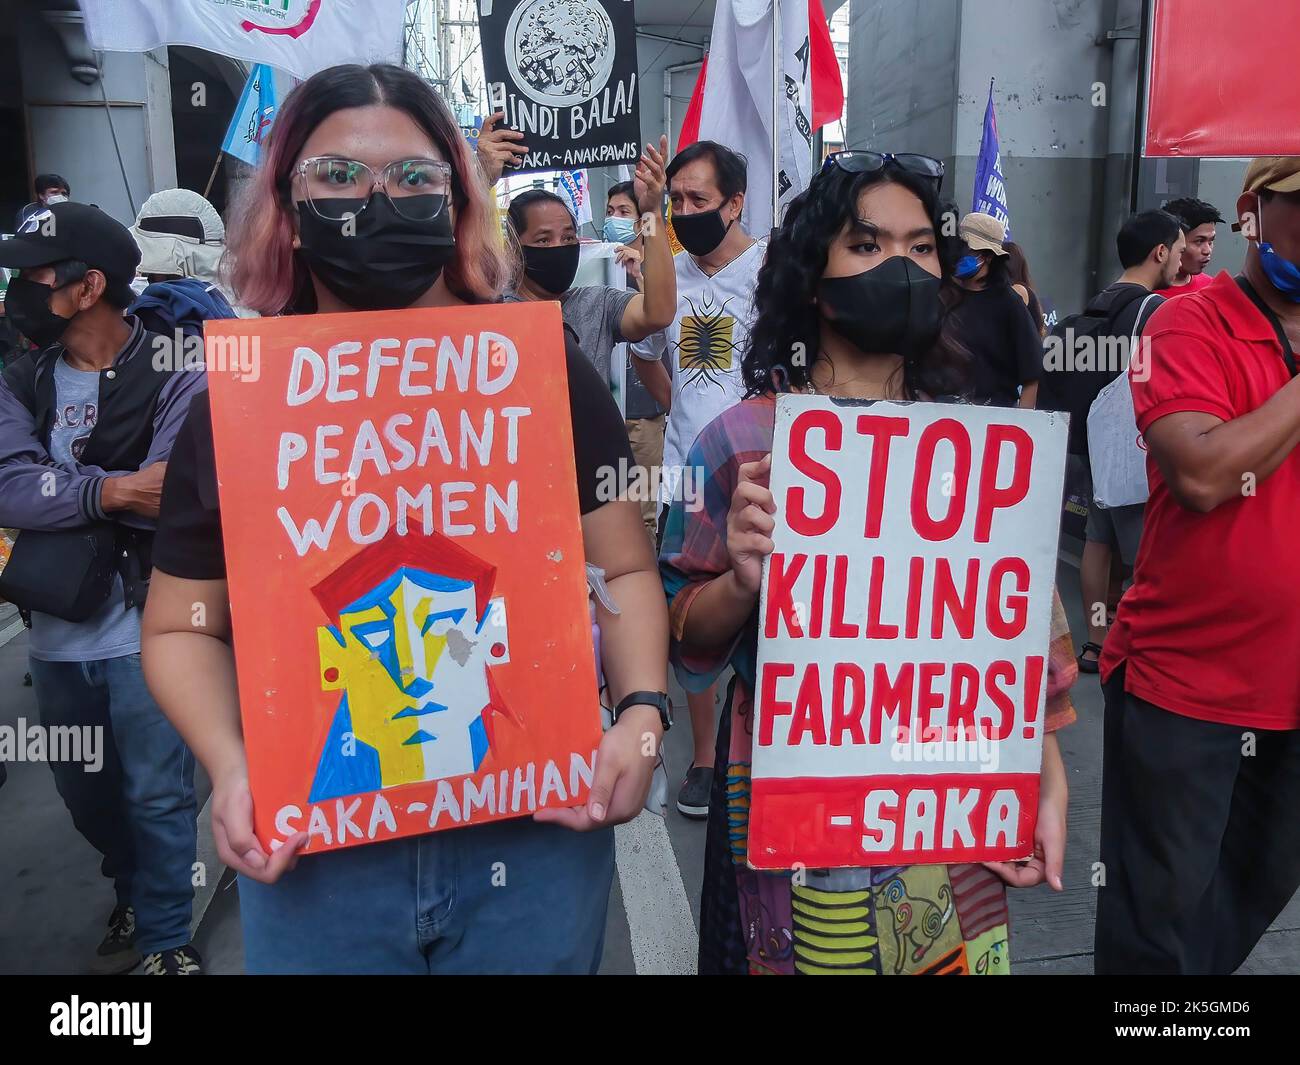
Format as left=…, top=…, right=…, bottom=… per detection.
left=43, top=193, right=68, bottom=206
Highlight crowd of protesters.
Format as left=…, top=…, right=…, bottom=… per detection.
left=0, top=60, right=1296, bottom=977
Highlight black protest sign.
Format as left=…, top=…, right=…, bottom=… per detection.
left=479, top=0, right=641, bottom=172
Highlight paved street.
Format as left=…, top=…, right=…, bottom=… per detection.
left=4, top=558, right=1299, bottom=975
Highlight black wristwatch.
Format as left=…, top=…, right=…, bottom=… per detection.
left=613, top=690, right=672, bottom=732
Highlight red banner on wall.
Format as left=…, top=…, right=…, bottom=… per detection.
left=1145, top=0, right=1300, bottom=157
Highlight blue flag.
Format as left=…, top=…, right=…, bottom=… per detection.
left=972, top=79, right=1011, bottom=240
left=222, top=64, right=278, bottom=167
left=461, top=116, right=484, bottom=151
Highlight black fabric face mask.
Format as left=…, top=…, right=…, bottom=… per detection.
left=295, top=193, right=457, bottom=312
left=672, top=206, right=734, bottom=257
left=522, top=242, right=580, bottom=295
left=5, top=277, right=77, bottom=349
left=817, top=256, right=943, bottom=358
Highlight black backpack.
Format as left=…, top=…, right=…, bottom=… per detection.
left=1037, top=287, right=1151, bottom=456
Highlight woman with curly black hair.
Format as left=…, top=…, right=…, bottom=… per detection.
left=740, top=154, right=968, bottom=401
left=660, top=153, right=1077, bottom=975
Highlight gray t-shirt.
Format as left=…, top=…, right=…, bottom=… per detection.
left=566, top=284, right=670, bottom=418
left=508, top=285, right=665, bottom=414
left=613, top=276, right=670, bottom=419
left=558, top=285, right=635, bottom=387
left=28, top=356, right=140, bottom=662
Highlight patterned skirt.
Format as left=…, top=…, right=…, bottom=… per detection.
left=697, top=678, right=1011, bottom=976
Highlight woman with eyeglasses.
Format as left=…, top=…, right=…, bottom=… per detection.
left=139, top=63, right=670, bottom=974
left=659, top=151, right=1077, bottom=975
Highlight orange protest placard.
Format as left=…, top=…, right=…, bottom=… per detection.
left=204, top=302, right=601, bottom=854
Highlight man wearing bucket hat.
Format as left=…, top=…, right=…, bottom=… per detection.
left=1095, top=157, right=1300, bottom=974
left=948, top=211, right=1043, bottom=408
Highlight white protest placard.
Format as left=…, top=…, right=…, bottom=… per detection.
left=748, top=396, right=1068, bottom=869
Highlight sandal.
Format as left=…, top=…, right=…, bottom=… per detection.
left=1077, top=641, right=1102, bottom=674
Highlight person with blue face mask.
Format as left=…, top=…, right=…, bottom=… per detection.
left=603, top=214, right=637, bottom=244
left=1094, top=156, right=1300, bottom=975
left=947, top=211, right=1043, bottom=408
left=603, top=182, right=640, bottom=259
left=603, top=180, right=672, bottom=541
left=1253, top=192, right=1300, bottom=303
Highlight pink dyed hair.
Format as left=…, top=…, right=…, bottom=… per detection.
left=224, top=63, right=512, bottom=314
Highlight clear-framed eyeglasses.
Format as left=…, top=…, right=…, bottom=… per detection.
left=295, top=156, right=454, bottom=222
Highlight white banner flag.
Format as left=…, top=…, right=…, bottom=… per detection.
left=558, top=169, right=593, bottom=229
left=697, top=0, right=816, bottom=237
left=79, top=0, right=407, bottom=81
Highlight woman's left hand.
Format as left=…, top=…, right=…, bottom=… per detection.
left=534, top=707, right=662, bottom=831
left=982, top=734, right=1067, bottom=890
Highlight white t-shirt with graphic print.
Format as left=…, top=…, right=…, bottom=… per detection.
left=631, top=237, right=765, bottom=507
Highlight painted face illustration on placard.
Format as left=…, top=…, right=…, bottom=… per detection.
left=308, top=531, right=512, bottom=802
left=507, top=0, right=616, bottom=107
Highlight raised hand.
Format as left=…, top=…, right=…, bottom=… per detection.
left=634, top=134, right=669, bottom=216
left=476, top=111, right=528, bottom=185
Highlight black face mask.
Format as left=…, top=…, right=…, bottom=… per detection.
left=295, top=193, right=457, bottom=311
left=672, top=206, right=733, bottom=257
left=817, top=256, right=943, bottom=358
left=522, top=242, right=580, bottom=295
left=5, top=277, right=77, bottom=349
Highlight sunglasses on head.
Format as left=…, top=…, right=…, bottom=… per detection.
left=823, top=151, right=946, bottom=187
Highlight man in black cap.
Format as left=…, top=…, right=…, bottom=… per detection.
left=0, top=202, right=205, bottom=975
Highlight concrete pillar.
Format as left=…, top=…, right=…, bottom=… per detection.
left=19, top=9, right=176, bottom=226
left=845, top=0, right=1123, bottom=318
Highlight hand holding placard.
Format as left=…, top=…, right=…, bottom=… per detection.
left=726, top=453, right=775, bottom=597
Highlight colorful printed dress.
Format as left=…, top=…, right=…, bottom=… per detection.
left=660, top=395, right=1078, bottom=975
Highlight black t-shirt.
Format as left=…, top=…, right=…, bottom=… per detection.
left=948, top=278, right=1044, bottom=406
left=153, top=333, right=633, bottom=580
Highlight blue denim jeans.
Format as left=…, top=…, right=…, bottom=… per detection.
left=238, top=817, right=615, bottom=974
left=30, top=653, right=198, bottom=954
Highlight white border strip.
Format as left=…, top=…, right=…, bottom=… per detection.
left=0, top=617, right=26, bottom=650
left=614, top=811, right=698, bottom=975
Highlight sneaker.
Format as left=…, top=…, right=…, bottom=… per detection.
left=142, top=944, right=203, bottom=975
left=676, top=765, right=713, bottom=820
left=91, top=904, right=140, bottom=975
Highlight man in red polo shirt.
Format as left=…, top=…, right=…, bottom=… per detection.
left=1095, top=158, right=1300, bottom=974
left=1152, top=197, right=1224, bottom=299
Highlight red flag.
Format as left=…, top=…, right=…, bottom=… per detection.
left=678, top=52, right=709, bottom=150
left=809, top=0, right=844, bottom=132
left=1146, top=0, right=1300, bottom=155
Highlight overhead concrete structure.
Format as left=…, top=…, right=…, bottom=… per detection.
left=845, top=0, right=1246, bottom=321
